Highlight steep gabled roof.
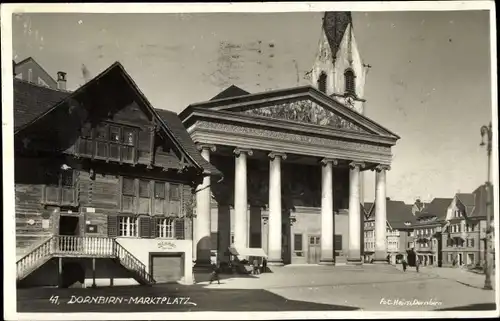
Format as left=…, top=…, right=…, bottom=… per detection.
left=14, top=62, right=221, bottom=177
left=417, top=198, right=452, bottom=221
left=323, top=12, right=352, bottom=62
left=13, top=79, right=68, bottom=130
left=210, top=85, right=250, bottom=101
left=387, top=202, right=416, bottom=229
left=469, top=184, right=488, bottom=218
left=14, top=56, right=58, bottom=84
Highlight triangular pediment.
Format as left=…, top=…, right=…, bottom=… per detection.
left=239, top=97, right=371, bottom=134
left=186, top=86, right=400, bottom=141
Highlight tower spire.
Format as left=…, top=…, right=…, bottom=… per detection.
left=322, top=11, right=352, bottom=64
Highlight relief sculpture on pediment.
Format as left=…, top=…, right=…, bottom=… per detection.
left=243, top=100, right=366, bottom=133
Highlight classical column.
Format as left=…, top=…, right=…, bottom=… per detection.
left=234, top=148, right=253, bottom=249
left=194, top=144, right=216, bottom=266
left=320, top=158, right=337, bottom=265
left=348, top=161, right=365, bottom=264
left=268, top=152, right=286, bottom=265
left=374, top=164, right=390, bottom=264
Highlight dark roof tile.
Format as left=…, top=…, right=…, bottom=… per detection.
left=13, top=65, right=221, bottom=177
left=13, top=79, right=69, bottom=130
left=210, top=85, right=250, bottom=101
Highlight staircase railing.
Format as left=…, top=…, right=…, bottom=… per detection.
left=16, top=237, right=54, bottom=280
left=114, top=241, right=156, bottom=284
left=17, top=235, right=155, bottom=285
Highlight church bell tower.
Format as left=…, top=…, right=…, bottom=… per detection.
left=310, top=12, right=370, bottom=115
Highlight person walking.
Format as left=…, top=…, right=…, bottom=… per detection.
left=252, top=258, right=260, bottom=275
left=402, top=259, right=407, bottom=272
left=261, top=258, right=267, bottom=274
left=416, top=257, right=420, bottom=273
left=209, top=263, right=220, bottom=285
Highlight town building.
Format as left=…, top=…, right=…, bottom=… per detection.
left=363, top=199, right=416, bottom=264
left=14, top=62, right=221, bottom=287
left=181, top=12, right=400, bottom=267
left=441, top=185, right=491, bottom=267
left=13, top=56, right=67, bottom=91
left=411, top=198, right=453, bottom=267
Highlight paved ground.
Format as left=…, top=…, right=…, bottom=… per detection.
left=17, top=264, right=497, bottom=312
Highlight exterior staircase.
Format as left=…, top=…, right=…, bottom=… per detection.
left=16, top=236, right=156, bottom=286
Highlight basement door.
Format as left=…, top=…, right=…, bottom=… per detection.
left=150, top=253, right=184, bottom=283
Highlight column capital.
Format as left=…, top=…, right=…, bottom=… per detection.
left=196, top=144, right=216, bottom=153
left=349, top=161, right=366, bottom=170
left=268, top=152, right=287, bottom=160
left=374, top=164, right=391, bottom=172
left=320, top=158, right=339, bottom=166
left=234, top=147, right=253, bottom=157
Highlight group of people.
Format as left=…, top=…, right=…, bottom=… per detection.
left=209, top=257, right=268, bottom=284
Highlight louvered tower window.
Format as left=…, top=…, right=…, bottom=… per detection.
left=317, top=72, right=327, bottom=94
left=344, top=69, right=356, bottom=95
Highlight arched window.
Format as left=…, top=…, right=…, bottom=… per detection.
left=344, top=69, right=356, bottom=95
left=317, top=72, right=327, bottom=94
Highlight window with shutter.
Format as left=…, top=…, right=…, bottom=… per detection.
left=122, top=178, right=136, bottom=213
left=107, top=215, right=119, bottom=238
left=138, top=180, right=151, bottom=214
left=344, top=69, right=356, bottom=95
left=174, top=219, right=185, bottom=240
left=43, top=170, right=76, bottom=205
left=139, top=216, right=152, bottom=238
left=154, top=182, right=166, bottom=215
left=150, top=217, right=158, bottom=238
left=317, top=72, right=327, bottom=93
left=294, top=234, right=303, bottom=251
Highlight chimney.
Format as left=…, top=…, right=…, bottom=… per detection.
left=57, top=71, right=67, bottom=91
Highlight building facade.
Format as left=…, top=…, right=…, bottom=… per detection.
left=13, top=57, right=67, bottom=91
left=182, top=12, right=400, bottom=267
left=411, top=198, right=452, bottom=267
left=363, top=199, right=415, bottom=264
left=14, top=62, right=220, bottom=287
left=441, top=185, right=491, bottom=267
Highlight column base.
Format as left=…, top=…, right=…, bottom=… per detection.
left=346, top=258, right=363, bottom=265
left=319, top=259, right=335, bottom=265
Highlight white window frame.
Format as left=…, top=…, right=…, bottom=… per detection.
left=118, top=216, right=138, bottom=237
left=28, top=68, right=33, bottom=82
left=157, top=217, right=174, bottom=239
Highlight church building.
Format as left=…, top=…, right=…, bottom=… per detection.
left=181, top=12, right=400, bottom=266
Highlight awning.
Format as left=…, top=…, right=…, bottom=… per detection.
left=228, top=246, right=268, bottom=258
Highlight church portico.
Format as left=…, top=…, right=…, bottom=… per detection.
left=181, top=86, right=399, bottom=266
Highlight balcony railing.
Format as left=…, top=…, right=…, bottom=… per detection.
left=54, top=235, right=115, bottom=257
left=17, top=236, right=155, bottom=284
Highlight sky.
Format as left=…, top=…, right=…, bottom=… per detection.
left=11, top=10, right=493, bottom=204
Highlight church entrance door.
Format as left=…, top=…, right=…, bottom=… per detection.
left=308, top=235, right=321, bottom=264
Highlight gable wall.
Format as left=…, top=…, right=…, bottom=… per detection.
left=15, top=60, right=58, bottom=89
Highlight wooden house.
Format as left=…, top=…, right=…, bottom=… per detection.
left=14, top=62, right=221, bottom=287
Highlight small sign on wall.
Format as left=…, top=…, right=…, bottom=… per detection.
left=158, top=241, right=176, bottom=250
left=42, top=219, right=50, bottom=229
left=86, top=224, right=98, bottom=233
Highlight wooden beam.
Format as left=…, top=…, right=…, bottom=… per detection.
left=58, top=257, right=63, bottom=288
left=92, top=258, right=96, bottom=288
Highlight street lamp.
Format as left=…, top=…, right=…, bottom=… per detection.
left=480, top=122, right=493, bottom=290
